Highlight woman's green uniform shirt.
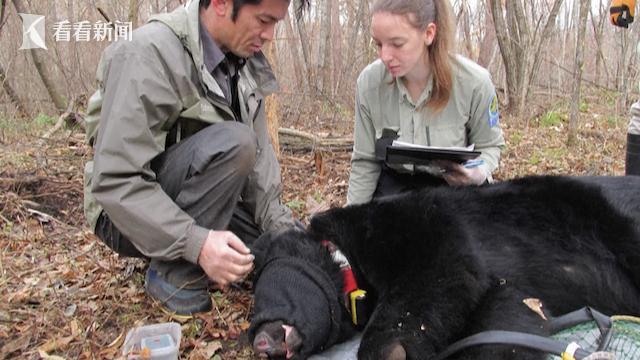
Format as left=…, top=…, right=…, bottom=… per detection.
left=347, top=55, right=505, bottom=205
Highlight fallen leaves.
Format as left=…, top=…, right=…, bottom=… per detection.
left=1, top=334, right=31, bottom=359
left=186, top=340, right=223, bottom=360
left=38, top=350, right=67, bottom=360
left=38, top=335, right=75, bottom=353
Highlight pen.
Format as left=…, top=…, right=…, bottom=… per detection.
left=463, top=159, right=484, bottom=169
left=425, top=126, right=431, bottom=146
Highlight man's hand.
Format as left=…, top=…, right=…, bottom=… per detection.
left=437, top=160, right=487, bottom=186
left=198, top=230, right=254, bottom=287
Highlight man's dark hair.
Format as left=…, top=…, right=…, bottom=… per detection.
left=200, top=0, right=310, bottom=20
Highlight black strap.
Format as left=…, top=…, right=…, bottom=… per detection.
left=432, top=307, right=613, bottom=360
left=431, top=330, right=592, bottom=360
left=610, top=5, right=630, bottom=14
left=549, top=308, right=611, bottom=336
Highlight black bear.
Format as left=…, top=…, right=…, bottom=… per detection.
left=250, top=175, right=640, bottom=360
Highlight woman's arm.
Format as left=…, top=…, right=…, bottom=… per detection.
left=466, top=73, right=505, bottom=182
left=347, top=83, right=382, bottom=205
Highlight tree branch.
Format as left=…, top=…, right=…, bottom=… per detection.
left=279, top=128, right=353, bottom=151
left=96, top=6, right=114, bottom=28
left=0, top=0, right=7, bottom=36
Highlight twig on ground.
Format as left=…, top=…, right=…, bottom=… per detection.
left=214, top=296, right=229, bottom=327
left=279, top=127, right=353, bottom=151
left=25, top=208, right=70, bottom=228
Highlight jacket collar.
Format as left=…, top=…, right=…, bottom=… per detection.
left=149, top=0, right=278, bottom=95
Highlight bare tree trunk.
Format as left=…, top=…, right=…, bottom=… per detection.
left=339, top=0, right=365, bottom=95
left=12, top=0, right=67, bottom=113
left=264, top=42, right=280, bottom=155
left=477, top=1, right=496, bottom=67
left=129, top=0, right=139, bottom=28
left=0, top=0, right=8, bottom=35
left=0, top=0, right=25, bottom=116
left=489, top=0, right=518, bottom=110
left=284, top=15, right=305, bottom=92
left=490, top=0, right=563, bottom=116
left=617, top=30, right=629, bottom=108
left=0, top=62, right=28, bottom=117
left=361, top=0, right=374, bottom=64
left=295, top=15, right=313, bottom=91
left=621, top=29, right=640, bottom=110
left=508, top=0, right=529, bottom=117
left=457, top=0, right=474, bottom=59
left=317, top=0, right=332, bottom=94
left=330, top=0, right=342, bottom=97
left=590, top=0, right=612, bottom=86
left=63, top=0, right=79, bottom=93
left=568, top=0, right=589, bottom=145
left=526, top=0, right=563, bottom=92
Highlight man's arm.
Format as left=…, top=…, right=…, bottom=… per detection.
left=92, top=48, right=209, bottom=265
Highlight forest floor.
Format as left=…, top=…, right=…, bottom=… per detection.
left=0, top=87, right=631, bottom=359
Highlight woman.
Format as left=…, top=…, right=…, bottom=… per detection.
left=347, top=0, right=505, bottom=205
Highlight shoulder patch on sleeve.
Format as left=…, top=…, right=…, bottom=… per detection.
left=488, top=93, right=499, bottom=128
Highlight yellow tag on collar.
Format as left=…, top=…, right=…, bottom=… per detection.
left=349, top=289, right=367, bottom=326
left=561, top=342, right=581, bottom=360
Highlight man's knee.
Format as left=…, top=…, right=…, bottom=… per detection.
left=227, top=122, right=258, bottom=174
left=198, top=122, right=258, bottom=175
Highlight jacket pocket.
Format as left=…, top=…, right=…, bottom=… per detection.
left=240, top=92, right=264, bottom=130
left=179, top=98, right=226, bottom=124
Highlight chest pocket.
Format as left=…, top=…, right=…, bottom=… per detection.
left=164, top=97, right=231, bottom=146
left=179, top=98, right=226, bottom=124
left=428, top=121, right=467, bottom=147
left=245, top=94, right=263, bottom=129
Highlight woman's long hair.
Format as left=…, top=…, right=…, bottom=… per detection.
left=372, top=0, right=455, bottom=112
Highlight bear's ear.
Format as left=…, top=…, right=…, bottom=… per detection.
left=308, top=204, right=368, bottom=248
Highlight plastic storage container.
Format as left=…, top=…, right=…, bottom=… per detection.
left=122, top=322, right=181, bottom=360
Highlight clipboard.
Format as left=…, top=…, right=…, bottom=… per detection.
left=386, top=145, right=481, bottom=165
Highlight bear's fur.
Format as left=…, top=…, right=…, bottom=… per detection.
left=251, top=175, right=640, bottom=360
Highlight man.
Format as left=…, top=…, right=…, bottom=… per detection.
left=83, top=0, right=308, bottom=315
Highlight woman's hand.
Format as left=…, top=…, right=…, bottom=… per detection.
left=436, top=160, right=487, bottom=186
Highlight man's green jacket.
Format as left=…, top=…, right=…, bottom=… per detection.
left=83, top=0, right=293, bottom=265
